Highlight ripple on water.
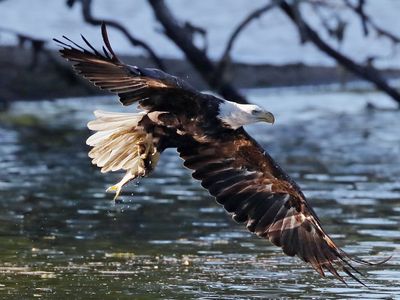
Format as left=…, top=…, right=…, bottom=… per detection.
left=346, top=218, right=398, bottom=225
left=0, top=95, right=400, bottom=298
left=359, top=229, right=400, bottom=238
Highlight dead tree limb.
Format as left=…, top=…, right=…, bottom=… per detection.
left=343, top=0, right=400, bottom=44
left=279, top=1, right=400, bottom=107
left=216, top=1, right=278, bottom=81
left=148, top=0, right=248, bottom=104
left=76, top=0, right=165, bottom=70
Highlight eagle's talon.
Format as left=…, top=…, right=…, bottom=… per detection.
left=106, top=185, right=121, bottom=201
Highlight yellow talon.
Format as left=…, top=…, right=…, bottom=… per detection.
left=106, top=185, right=121, bottom=201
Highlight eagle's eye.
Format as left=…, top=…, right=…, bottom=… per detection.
left=252, top=108, right=262, bottom=115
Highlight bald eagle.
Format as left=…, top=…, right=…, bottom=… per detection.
left=54, top=24, right=380, bottom=285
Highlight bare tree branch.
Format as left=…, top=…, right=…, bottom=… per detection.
left=221, top=1, right=277, bottom=63
left=279, top=0, right=400, bottom=107
left=148, top=0, right=248, bottom=104
left=216, top=1, right=278, bottom=81
left=183, top=21, right=208, bottom=52
left=353, top=0, right=368, bottom=36
left=76, top=0, right=165, bottom=70
left=344, top=0, right=400, bottom=44
left=310, top=3, right=347, bottom=45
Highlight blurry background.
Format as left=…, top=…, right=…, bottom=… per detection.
left=0, top=0, right=399, bottom=299
left=1, top=0, right=400, bottom=104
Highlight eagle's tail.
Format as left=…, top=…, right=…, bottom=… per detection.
left=86, top=110, right=160, bottom=200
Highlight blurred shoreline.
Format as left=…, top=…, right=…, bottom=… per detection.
left=1, top=45, right=400, bottom=106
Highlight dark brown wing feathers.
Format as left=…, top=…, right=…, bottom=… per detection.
left=100, top=23, right=119, bottom=63
left=56, top=25, right=387, bottom=285
left=53, top=23, right=197, bottom=107
left=179, top=128, right=378, bottom=285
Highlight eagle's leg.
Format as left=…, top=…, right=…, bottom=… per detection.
left=106, top=135, right=160, bottom=200
left=86, top=110, right=161, bottom=200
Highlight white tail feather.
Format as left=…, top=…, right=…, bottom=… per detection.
left=87, top=110, right=145, bottom=133
left=86, top=110, right=160, bottom=200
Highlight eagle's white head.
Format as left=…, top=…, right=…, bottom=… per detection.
left=217, top=100, right=275, bottom=129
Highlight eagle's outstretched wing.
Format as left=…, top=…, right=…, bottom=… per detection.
left=179, top=128, right=377, bottom=285
left=56, top=24, right=386, bottom=285
left=54, top=23, right=198, bottom=109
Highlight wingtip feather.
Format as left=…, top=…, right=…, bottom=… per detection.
left=101, top=22, right=119, bottom=63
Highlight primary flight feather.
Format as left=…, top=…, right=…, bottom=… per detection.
left=54, top=24, right=380, bottom=285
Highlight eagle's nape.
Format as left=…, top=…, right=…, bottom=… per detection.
left=54, top=23, right=389, bottom=286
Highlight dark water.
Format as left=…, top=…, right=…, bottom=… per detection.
left=0, top=94, right=399, bottom=299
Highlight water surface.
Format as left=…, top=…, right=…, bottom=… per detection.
left=0, top=90, right=399, bottom=299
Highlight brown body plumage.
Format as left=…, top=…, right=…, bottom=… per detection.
left=54, top=24, right=385, bottom=285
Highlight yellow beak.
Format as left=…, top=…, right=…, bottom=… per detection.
left=257, top=111, right=275, bottom=124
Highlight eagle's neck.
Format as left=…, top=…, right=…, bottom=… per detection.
left=217, top=100, right=259, bottom=129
